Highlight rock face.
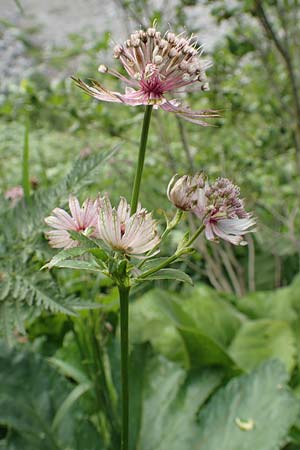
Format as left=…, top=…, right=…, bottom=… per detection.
left=1, top=0, right=227, bottom=88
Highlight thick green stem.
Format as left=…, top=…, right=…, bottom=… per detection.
left=130, top=105, right=153, bottom=214
left=119, top=285, right=130, bottom=450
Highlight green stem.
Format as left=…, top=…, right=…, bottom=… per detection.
left=187, top=224, right=205, bottom=247
left=118, top=285, right=130, bottom=450
left=130, top=105, right=153, bottom=214
left=138, top=224, right=205, bottom=280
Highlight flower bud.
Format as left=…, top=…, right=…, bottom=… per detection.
left=167, top=173, right=206, bottom=211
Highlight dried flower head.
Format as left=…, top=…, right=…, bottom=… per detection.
left=97, top=195, right=160, bottom=255
left=167, top=173, right=206, bottom=211
left=72, top=24, right=219, bottom=125
left=193, top=177, right=255, bottom=245
left=45, top=196, right=100, bottom=249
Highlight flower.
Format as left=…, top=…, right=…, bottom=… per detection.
left=4, top=185, right=24, bottom=206
left=167, top=173, right=205, bottom=211
left=72, top=25, right=219, bottom=125
left=193, top=177, right=256, bottom=245
left=45, top=196, right=100, bottom=249
left=97, top=195, right=160, bottom=255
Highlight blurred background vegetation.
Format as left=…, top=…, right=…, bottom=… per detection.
left=1, top=1, right=300, bottom=449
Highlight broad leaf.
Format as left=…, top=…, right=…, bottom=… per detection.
left=0, top=344, right=105, bottom=450
left=195, top=360, right=299, bottom=450
left=229, top=319, right=296, bottom=373
left=129, top=290, right=188, bottom=365
left=138, top=355, right=223, bottom=450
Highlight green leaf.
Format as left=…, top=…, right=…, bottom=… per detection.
left=0, top=344, right=105, bottom=450
left=195, top=360, right=299, bottom=450
left=52, top=382, right=91, bottom=431
left=43, top=247, right=89, bottom=269
left=89, top=247, right=109, bottom=262
left=229, top=319, right=296, bottom=373
left=140, top=268, right=193, bottom=285
left=138, top=355, right=223, bottom=450
left=68, top=230, right=101, bottom=248
left=236, top=286, right=298, bottom=322
left=129, top=289, right=188, bottom=365
left=154, top=285, right=242, bottom=370
left=51, top=259, right=103, bottom=272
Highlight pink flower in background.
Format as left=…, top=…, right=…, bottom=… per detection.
left=193, top=177, right=256, bottom=245
left=167, top=173, right=206, bottom=211
left=45, top=196, right=100, bottom=249
left=97, top=195, right=160, bottom=255
left=72, top=25, right=219, bottom=125
left=4, top=185, right=24, bottom=206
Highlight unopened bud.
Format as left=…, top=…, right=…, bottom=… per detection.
left=98, top=64, right=108, bottom=73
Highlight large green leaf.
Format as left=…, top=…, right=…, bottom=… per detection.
left=0, top=344, right=105, bottom=450
left=130, top=289, right=188, bottom=365
left=236, top=287, right=298, bottom=322
left=229, top=319, right=296, bottom=373
left=131, top=285, right=243, bottom=370
left=155, top=286, right=242, bottom=370
left=195, top=360, right=299, bottom=450
left=138, top=355, right=223, bottom=450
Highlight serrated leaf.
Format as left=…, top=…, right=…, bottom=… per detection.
left=140, top=268, right=193, bottom=285
left=195, top=360, right=299, bottom=450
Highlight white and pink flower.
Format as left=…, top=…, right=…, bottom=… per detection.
left=72, top=25, right=219, bottom=125
left=97, top=195, right=160, bottom=255
left=193, top=177, right=256, bottom=245
left=45, top=196, right=100, bottom=249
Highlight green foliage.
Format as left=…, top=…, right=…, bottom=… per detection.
left=229, top=320, right=296, bottom=373
left=0, top=343, right=104, bottom=450
left=196, top=360, right=299, bottom=450
left=138, top=355, right=223, bottom=450
left=0, top=147, right=117, bottom=342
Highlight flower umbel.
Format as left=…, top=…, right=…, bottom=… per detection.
left=194, top=177, right=256, bottom=245
left=72, top=24, right=219, bottom=125
left=167, top=173, right=206, bottom=211
left=45, top=196, right=100, bottom=249
left=97, top=195, right=160, bottom=255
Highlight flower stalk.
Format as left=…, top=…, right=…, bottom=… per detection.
left=130, top=105, right=153, bottom=214
left=118, top=285, right=130, bottom=450
left=138, top=224, right=205, bottom=281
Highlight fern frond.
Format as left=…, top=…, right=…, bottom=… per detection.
left=3, top=145, right=119, bottom=243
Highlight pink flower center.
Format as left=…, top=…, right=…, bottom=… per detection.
left=120, top=223, right=126, bottom=237
left=140, top=66, right=165, bottom=98
left=140, top=74, right=164, bottom=97
left=76, top=225, right=87, bottom=232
